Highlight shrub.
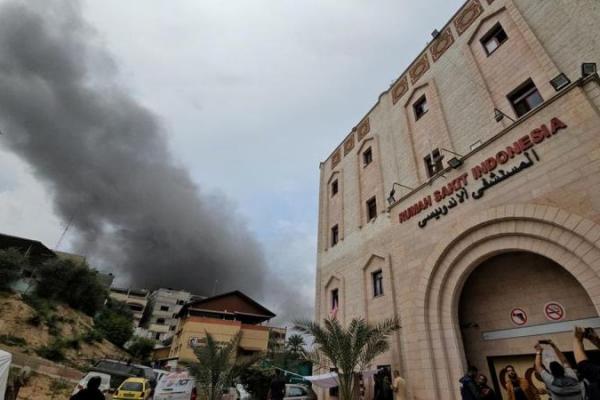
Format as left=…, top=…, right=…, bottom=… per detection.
left=83, top=329, right=104, bottom=344
left=127, top=337, right=156, bottom=362
left=65, top=337, right=81, bottom=350
left=36, top=340, right=66, bottom=362
left=94, top=299, right=133, bottom=347
left=26, top=314, right=42, bottom=327
left=0, top=334, right=27, bottom=347
left=0, top=248, right=27, bottom=291
left=35, top=258, right=107, bottom=316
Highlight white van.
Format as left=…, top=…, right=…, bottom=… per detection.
left=153, top=371, right=197, bottom=400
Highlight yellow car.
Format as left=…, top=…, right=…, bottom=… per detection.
left=113, top=377, right=152, bottom=399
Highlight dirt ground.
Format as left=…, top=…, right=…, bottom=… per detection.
left=0, top=292, right=129, bottom=370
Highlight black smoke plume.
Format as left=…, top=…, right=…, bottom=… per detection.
left=0, top=1, right=268, bottom=299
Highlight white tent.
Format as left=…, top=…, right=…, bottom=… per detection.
left=0, top=350, right=11, bottom=399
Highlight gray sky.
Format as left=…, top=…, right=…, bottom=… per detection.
left=0, top=0, right=462, bottom=325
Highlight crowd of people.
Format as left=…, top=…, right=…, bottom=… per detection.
left=460, top=327, right=600, bottom=400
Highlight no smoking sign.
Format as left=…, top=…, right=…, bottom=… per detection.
left=544, top=302, right=565, bottom=321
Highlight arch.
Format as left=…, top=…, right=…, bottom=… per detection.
left=361, top=253, right=386, bottom=271
left=466, top=7, right=507, bottom=45
left=355, top=136, right=375, bottom=155
left=411, top=204, right=600, bottom=399
left=403, top=82, right=430, bottom=108
left=327, top=170, right=340, bottom=184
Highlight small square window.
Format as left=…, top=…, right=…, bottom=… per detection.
left=481, top=23, right=508, bottom=55
left=160, top=305, right=169, bottom=311
left=331, top=180, right=338, bottom=196
left=413, top=95, right=428, bottom=120
left=157, top=318, right=165, bottom=324
left=366, top=197, right=377, bottom=221
left=363, top=147, right=373, bottom=166
left=508, top=79, right=543, bottom=118
left=424, top=149, right=444, bottom=178
left=372, top=270, right=384, bottom=297
left=331, top=225, right=339, bottom=247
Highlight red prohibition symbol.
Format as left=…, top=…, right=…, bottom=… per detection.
left=544, top=302, right=565, bottom=321
left=510, top=308, right=528, bottom=326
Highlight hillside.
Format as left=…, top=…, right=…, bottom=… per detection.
left=0, top=292, right=129, bottom=371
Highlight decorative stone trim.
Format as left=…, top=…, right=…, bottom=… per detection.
left=430, top=27, right=455, bottom=62
left=454, top=0, right=484, bottom=35
left=409, top=53, right=430, bottom=84
left=357, top=117, right=371, bottom=141
left=331, top=149, right=341, bottom=168
left=343, top=133, right=355, bottom=156
left=392, top=76, right=409, bottom=105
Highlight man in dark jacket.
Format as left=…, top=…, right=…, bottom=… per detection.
left=70, top=376, right=104, bottom=400
left=460, top=366, right=482, bottom=400
left=268, top=369, right=287, bottom=400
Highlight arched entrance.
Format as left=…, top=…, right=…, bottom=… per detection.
left=459, top=251, right=598, bottom=399
left=410, top=205, right=600, bottom=400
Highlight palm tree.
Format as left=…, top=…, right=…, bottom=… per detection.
left=294, top=318, right=399, bottom=400
left=286, top=334, right=306, bottom=356
left=188, top=332, right=259, bottom=400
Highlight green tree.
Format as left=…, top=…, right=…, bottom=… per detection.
left=294, top=318, right=399, bottom=400
left=94, top=299, right=133, bottom=347
left=35, top=258, right=107, bottom=315
left=0, top=248, right=27, bottom=291
left=286, top=334, right=306, bottom=356
left=188, top=332, right=260, bottom=400
left=128, top=337, right=156, bottom=363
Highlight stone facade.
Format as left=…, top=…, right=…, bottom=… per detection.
left=315, top=1, right=600, bottom=399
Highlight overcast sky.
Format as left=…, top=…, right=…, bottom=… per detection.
left=0, top=0, right=462, bottom=324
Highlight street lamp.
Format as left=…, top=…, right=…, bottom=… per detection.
left=387, top=182, right=414, bottom=205
left=494, top=108, right=515, bottom=123
left=440, top=148, right=464, bottom=169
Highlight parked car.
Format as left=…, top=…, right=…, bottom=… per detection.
left=113, top=377, right=152, bottom=400
left=89, top=359, right=146, bottom=389
left=71, top=372, right=111, bottom=396
left=153, top=371, right=197, bottom=400
left=284, top=384, right=317, bottom=400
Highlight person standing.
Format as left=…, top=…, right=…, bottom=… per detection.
left=460, top=366, right=482, bottom=400
left=477, top=375, right=498, bottom=400
left=391, top=370, right=406, bottom=400
left=504, top=365, right=537, bottom=400
left=574, top=326, right=600, bottom=399
left=268, top=369, right=286, bottom=400
left=69, top=376, right=105, bottom=400
left=534, top=341, right=582, bottom=400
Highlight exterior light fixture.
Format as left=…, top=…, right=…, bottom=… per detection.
left=431, top=29, right=440, bottom=38
left=387, top=182, right=414, bottom=205
left=582, top=62, right=597, bottom=77
left=550, top=73, right=571, bottom=91
left=440, top=148, right=464, bottom=169
left=494, top=108, right=515, bottom=123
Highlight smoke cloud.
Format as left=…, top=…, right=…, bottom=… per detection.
left=0, top=1, right=269, bottom=299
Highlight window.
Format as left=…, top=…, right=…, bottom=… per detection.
left=424, top=148, right=444, bottom=178
left=177, top=299, right=185, bottom=305
left=170, top=325, right=176, bottom=331
left=372, top=270, right=384, bottom=297
left=156, top=318, right=165, bottom=324
left=480, top=23, right=508, bottom=55
left=363, top=147, right=373, bottom=166
left=155, top=332, right=161, bottom=340
left=413, top=95, right=428, bottom=120
left=508, top=79, right=544, bottom=117
left=287, top=387, right=307, bottom=397
left=160, top=305, right=169, bottom=311
left=331, top=289, right=339, bottom=310
left=331, top=179, right=338, bottom=196
left=366, top=197, right=377, bottom=221
left=331, top=225, right=339, bottom=247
